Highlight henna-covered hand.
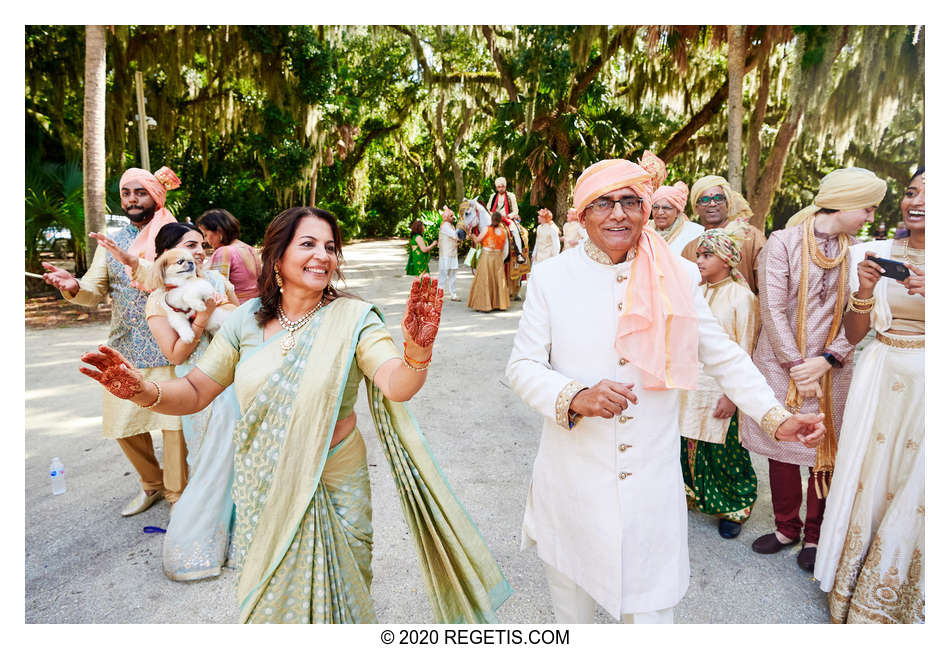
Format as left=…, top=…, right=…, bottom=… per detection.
left=402, top=274, right=444, bottom=350
left=79, top=345, right=146, bottom=400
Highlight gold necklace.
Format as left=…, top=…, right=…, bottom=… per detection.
left=277, top=296, right=326, bottom=355
left=805, top=216, right=849, bottom=270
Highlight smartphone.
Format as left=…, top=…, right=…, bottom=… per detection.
left=873, top=257, right=910, bottom=281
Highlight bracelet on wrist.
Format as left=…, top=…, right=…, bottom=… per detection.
left=142, top=380, right=163, bottom=409
left=403, top=341, right=432, bottom=365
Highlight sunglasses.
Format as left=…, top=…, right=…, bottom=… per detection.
left=696, top=194, right=727, bottom=206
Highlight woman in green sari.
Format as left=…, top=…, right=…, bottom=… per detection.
left=406, top=219, right=436, bottom=276
left=79, top=206, right=511, bottom=623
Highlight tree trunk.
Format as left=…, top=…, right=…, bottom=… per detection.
left=744, top=29, right=773, bottom=203
left=748, top=103, right=804, bottom=230
left=83, top=25, right=107, bottom=269
left=727, top=26, right=746, bottom=191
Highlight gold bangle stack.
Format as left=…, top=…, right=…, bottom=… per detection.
left=847, top=292, right=875, bottom=314
left=403, top=342, right=432, bottom=372
left=143, top=380, right=163, bottom=409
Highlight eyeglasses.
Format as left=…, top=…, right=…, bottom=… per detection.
left=586, top=197, right=643, bottom=217
left=696, top=194, right=727, bottom=206
left=652, top=204, right=675, bottom=213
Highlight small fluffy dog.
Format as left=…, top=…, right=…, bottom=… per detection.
left=148, top=249, right=230, bottom=343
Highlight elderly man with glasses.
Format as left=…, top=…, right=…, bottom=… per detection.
left=679, top=176, right=767, bottom=294
left=506, top=158, right=826, bottom=624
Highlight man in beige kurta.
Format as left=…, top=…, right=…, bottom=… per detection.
left=41, top=167, right=185, bottom=516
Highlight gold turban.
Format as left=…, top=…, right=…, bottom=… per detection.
left=785, top=167, right=888, bottom=228
left=689, top=175, right=754, bottom=221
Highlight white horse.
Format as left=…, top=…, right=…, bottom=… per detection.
left=458, top=197, right=525, bottom=260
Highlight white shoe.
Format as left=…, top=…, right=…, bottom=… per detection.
left=450, top=294, right=460, bottom=301
left=121, top=490, right=163, bottom=517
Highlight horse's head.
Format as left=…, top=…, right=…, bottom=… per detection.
left=460, top=198, right=491, bottom=232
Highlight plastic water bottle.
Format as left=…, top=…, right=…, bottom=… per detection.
left=50, top=457, right=66, bottom=495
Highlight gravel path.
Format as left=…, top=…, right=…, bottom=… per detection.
left=25, top=238, right=830, bottom=624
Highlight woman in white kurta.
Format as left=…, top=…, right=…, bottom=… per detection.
left=814, top=169, right=925, bottom=623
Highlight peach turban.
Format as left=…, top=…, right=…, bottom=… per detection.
left=637, top=150, right=668, bottom=192
left=689, top=175, right=754, bottom=221
left=785, top=167, right=887, bottom=228
left=653, top=181, right=690, bottom=215
left=119, top=166, right=181, bottom=288
left=572, top=159, right=698, bottom=390
left=572, top=159, right=654, bottom=221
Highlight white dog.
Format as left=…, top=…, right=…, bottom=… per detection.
left=148, top=249, right=230, bottom=343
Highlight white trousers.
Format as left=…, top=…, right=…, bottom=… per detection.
left=543, top=562, right=674, bottom=624
left=438, top=266, right=457, bottom=297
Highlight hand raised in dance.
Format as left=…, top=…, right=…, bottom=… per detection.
left=401, top=274, right=444, bottom=354
left=89, top=232, right=140, bottom=270
left=79, top=344, right=146, bottom=400
left=775, top=412, right=826, bottom=448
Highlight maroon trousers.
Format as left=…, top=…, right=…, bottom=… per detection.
left=768, top=458, right=827, bottom=544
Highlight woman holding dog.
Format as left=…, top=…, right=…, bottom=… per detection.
left=196, top=208, right=262, bottom=303
left=814, top=168, right=925, bottom=623
left=80, top=206, right=511, bottom=623
left=93, top=222, right=242, bottom=582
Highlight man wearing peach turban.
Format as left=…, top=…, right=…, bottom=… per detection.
left=506, top=158, right=827, bottom=624
left=679, top=175, right=767, bottom=294
left=41, top=166, right=188, bottom=518
left=648, top=181, right=704, bottom=256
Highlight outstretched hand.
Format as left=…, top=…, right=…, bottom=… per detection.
left=79, top=345, right=146, bottom=400
left=89, top=232, right=139, bottom=269
left=41, top=262, right=79, bottom=296
left=401, top=274, right=444, bottom=351
left=775, top=412, right=826, bottom=448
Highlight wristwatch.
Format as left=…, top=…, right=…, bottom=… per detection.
left=821, top=351, right=841, bottom=368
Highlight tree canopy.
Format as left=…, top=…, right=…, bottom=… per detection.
left=25, top=24, right=924, bottom=266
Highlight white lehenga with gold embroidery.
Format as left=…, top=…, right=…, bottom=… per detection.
left=815, top=239, right=925, bottom=623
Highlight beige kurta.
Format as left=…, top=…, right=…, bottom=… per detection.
left=65, top=242, right=180, bottom=438
left=679, top=278, right=759, bottom=443
left=532, top=222, right=561, bottom=265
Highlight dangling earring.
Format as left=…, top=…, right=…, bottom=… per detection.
left=274, top=264, right=284, bottom=293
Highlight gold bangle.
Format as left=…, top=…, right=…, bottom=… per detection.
left=142, top=380, right=163, bottom=409
left=402, top=358, right=430, bottom=372
left=847, top=300, right=874, bottom=315
left=849, top=291, right=876, bottom=306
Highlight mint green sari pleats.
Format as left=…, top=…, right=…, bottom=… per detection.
left=367, top=381, right=513, bottom=623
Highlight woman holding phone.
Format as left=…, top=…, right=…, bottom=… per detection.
left=814, top=168, right=925, bottom=623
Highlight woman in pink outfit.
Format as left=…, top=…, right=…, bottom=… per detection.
left=197, top=208, right=262, bottom=304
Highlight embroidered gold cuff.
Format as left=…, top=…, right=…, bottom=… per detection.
left=556, top=380, right=587, bottom=430
left=761, top=405, right=793, bottom=441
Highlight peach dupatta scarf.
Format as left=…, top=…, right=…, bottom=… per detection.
left=615, top=228, right=698, bottom=390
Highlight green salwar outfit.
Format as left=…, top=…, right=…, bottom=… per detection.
left=681, top=415, right=757, bottom=523
left=678, top=277, right=760, bottom=524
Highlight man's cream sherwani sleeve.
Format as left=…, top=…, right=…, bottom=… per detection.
left=680, top=261, right=788, bottom=429
left=506, top=269, right=585, bottom=429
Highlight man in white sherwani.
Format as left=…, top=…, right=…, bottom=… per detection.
left=506, top=159, right=826, bottom=623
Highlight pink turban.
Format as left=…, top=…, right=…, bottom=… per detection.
left=572, top=159, right=654, bottom=221
left=572, top=159, right=698, bottom=391
left=652, top=181, right=689, bottom=215
left=120, top=166, right=181, bottom=266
